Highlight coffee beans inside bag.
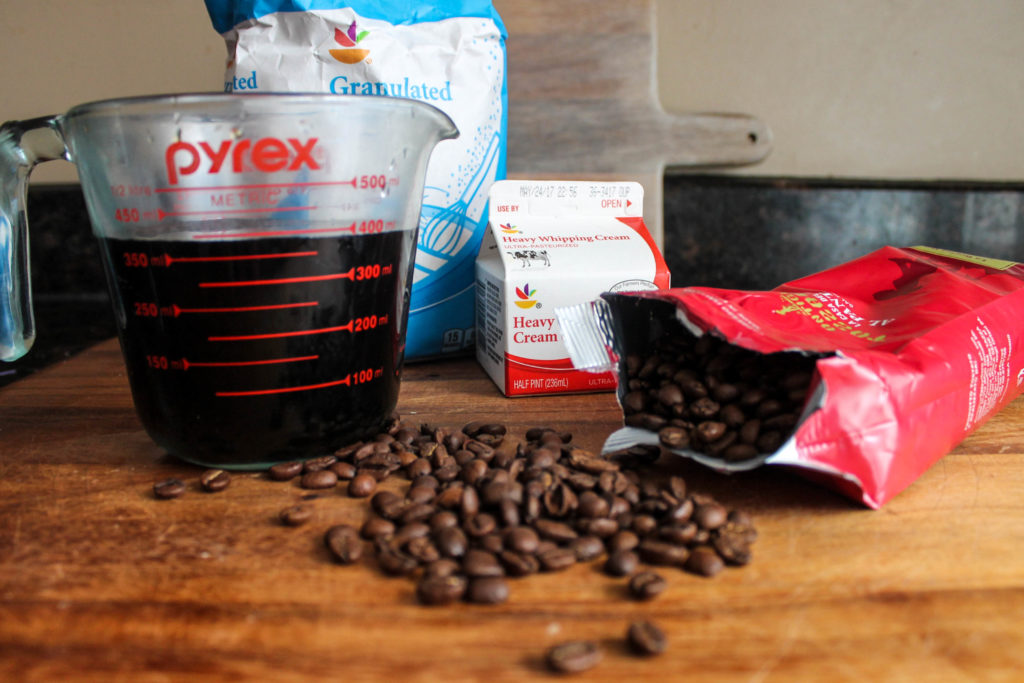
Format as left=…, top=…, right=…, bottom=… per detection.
left=558, top=246, right=1024, bottom=508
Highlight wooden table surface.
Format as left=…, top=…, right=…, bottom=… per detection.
left=2, top=338, right=1024, bottom=681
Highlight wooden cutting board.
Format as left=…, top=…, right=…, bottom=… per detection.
left=495, top=0, right=772, bottom=244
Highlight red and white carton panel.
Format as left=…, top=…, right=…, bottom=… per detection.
left=475, top=180, right=669, bottom=397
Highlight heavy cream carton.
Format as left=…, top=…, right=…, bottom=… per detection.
left=476, top=180, right=670, bottom=396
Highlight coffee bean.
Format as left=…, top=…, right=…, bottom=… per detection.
left=577, top=491, right=609, bottom=518
left=632, top=514, right=659, bottom=537
left=392, top=522, right=430, bottom=546
left=465, top=576, right=509, bottom=605
left=329, top=461, right=358, bottom=479
left=570, top=535, right=606, bottom=562
left=267, top=461, right=303, bottom=481
left=460, top=485, right=480, bottom=518
left=375, top=539, right=419, bottom=576
left=628, top=571, right=667, bottom=600
left=684, top=545, right=726, bottom=577
left=360, top=516, right=395, bottom=540
left=406, top=458, right=432, bottom=480
left=416, top=574, right=467, bottom=606
left=712, top=520, right=756, bottom=565
left=406, top=485, right=436, bottom=505
left=405, top=536, right=441, bottom=564
left=423, top=558, right=461, bottom=579
left=303, top=455, right=337, bottom=472
left=324, top=525, right=363, bottom=564
left=370, top=491, right=405, bottom=519
left=435, top=525, right=469, bottom=559
left=429, top=510, right=460, bottom=532
left=607, top=530, right=639, bottom=554
left=500, top=550, right=540, bottom=577
left=348, top=473, right=377, bottom=498
left=638, top=539, right=689, bottom=567
left=693, top=502, right=728, bottom=530
left=604, top=550, right=638, bottom=577
left=503, top=526, right=540, bottom=554
left=301, top=469, right=338, bottom=490
left=463, top=513, right=497, bottom=538
left=153, top=478, right=186, bottom=500
left=279, top=504, right=313, bottom=527
left=538, top=547, right=576, bottom=572
left=577, top=517, right=619, bottom=539
left=199, top=469, right=231, bottom=492
left=658, top=426, right=690, bottom=449
left=534, top=519, right=578, bottom=543
left=659, top=522, right=698, bottom=545
left=546, top=640, right=602, bottom=674
left=462, top=549, right=504, bottom=577
left=720, top=404, right=746, bottom=428
left=627, top=620, right=667, bottom=656
left=400, top=503, right=437, bottom=526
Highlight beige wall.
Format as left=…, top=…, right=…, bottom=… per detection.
left=655, top=0, right=1024, bottom=181
left=2, top=0, right=1022, bottom=183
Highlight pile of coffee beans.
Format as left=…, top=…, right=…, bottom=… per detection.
left=620, top=320, right=816, bottom=462
left=153, top=416, right=760, bottom=673
left=253, top=419, right=758, bottom=606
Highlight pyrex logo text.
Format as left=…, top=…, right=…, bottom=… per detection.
left=164, top=137, right=322, bottom=185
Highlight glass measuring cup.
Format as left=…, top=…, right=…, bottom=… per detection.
left=0, top=93, right=457, bottom=467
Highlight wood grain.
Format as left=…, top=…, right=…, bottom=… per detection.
left=496, top=0, right=773, bottom=246
left=2, top=339, right=1024, bottom=681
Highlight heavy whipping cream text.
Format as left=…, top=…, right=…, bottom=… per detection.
left=476, top=180, right=670, bottom=397
left=513, top=316, right=558, bottom=343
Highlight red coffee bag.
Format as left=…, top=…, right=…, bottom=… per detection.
left=559, top=246, right=1024, bottom=507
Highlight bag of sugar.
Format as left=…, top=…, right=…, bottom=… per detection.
left=205, top=0, right=508, bottom=359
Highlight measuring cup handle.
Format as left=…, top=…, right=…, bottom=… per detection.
left=0, top=115, right=68, bottom=362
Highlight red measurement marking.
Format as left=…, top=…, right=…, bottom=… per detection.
left=182, top=355, right=318, bottom=370
left=199, top=268, right=355, bottom=288
left=192, top=223, right=358, bottom=240
left=154, top=179, right=358, bottom=194
left=208, top=321, right=354, bottom=342
left=216, top=374, right=353, bottom=397
left=157, top=206, right=316, bottom=220
left=162, top=250, right=317, bottom=266
left=170, top=301, right=318, bottom=317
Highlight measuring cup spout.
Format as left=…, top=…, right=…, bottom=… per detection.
left=0, top=115, right=68, bottom=362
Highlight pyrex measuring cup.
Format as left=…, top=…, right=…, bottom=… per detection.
left=0, top=93, right=457, bottom=467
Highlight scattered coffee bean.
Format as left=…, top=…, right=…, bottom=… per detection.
left=462, top=549, right=504, bottom=577
left=303, top=455, right=337, bottom=472
left=330, top=461, right=358, bottom=480
left=538, top=547, right=576, bottom=572
left=360, top=516, right=395, bottom=540
left=627, top=620, right=667, bottom=656
left=324, top=524, right=362, bottom=564
left=199, top=469, right=231, bottom=492
left=628, top=571, right=667, bottom=601
left=417, top=574, right=468, bottom=606
left=301, top=469, right=338, bottom=490
left=153, top=478, right=186, bottom=500
left=279, top=503, right=313, bottom=527
left=684, top=545, right=726, bottom=577
left=348, top=473, right=377, bottom=498
left=604, top=550, right=639, bottom=577
left=570, top=535, right=606, bottom=562
left=267, top=461, right=303, bottom=481
left=546, top=640, right=603, bottom=674
left=466, top=576, right=509, bottom=605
